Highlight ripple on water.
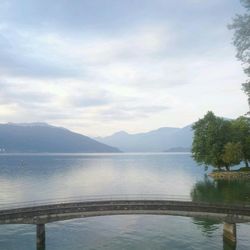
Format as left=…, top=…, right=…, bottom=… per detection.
left=0, top=154, right=249, bottom=250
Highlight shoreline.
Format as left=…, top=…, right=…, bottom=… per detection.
left=209, top=171, right=250, bottom=180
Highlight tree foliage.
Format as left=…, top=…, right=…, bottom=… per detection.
left=192, top=112, right=250, bottom=170
left=192, top=112, right=232, bottom=170
left=229, top=0, right=250, bottom=113
left=222, top=142, right=243, bottom=169
left=231, top=116, right=250, bottom=167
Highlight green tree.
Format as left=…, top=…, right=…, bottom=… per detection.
left=231, top=116, right=250, bottom=167
left=222, top=142, right=243, bottom=170
left=192, top=112, right=232, bottom=170
left=229, top=0, right=250, bottom=113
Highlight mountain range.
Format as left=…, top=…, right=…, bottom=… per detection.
left=0, top=122, right=194, bottom=153
left=0, top=123, right=120, bottom=153
left=96, top=125, right=193, bottom=152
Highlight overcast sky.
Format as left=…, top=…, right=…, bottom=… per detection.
left=0, top=0, right=248, bottom=136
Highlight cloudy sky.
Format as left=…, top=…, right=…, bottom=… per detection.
left=0, top=0, right=248, bottom=136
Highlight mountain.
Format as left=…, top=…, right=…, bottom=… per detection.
left=96, top=125, right=193, bottom=152
left=0, top=123, right=120, bottom=153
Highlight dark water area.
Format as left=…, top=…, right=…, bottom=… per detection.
left=0, top=153, right=249, bottom=250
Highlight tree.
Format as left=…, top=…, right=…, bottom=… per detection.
left=222, top=142, right=243, bottom=170
left=231, top=116, right=250, bottom=167
left=243, top=81, right=250, bottom=113
left=192, top=112, right=232, bottom=170
left=229, top=0, right=250, bottom=113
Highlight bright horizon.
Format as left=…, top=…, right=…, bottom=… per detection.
left=0, top=0, right=248, bottom=137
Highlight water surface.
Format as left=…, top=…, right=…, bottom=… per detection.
left=0, top=153, right=249, bottom=250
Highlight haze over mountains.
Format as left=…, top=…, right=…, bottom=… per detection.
left=96, top=125, right=193, bottom=152
left=0, top=123, right=120, bottom=153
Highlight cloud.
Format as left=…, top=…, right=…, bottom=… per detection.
left=0, top=0, right=247, bottom=136
left=68, top=90, right=113, bottom=108
left=100, top=105, right=169, bottom=121
left=0, top=29, right=83, bottom=79
left=0, top=24, right=173, bottom=81
left=0, top=80, right=53, bottom=106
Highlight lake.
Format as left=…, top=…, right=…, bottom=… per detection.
left=0, top=153, right=249, bottom=250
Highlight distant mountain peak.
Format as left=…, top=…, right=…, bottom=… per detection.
left=112, top=131, right=129, bottom=136
left=96, top=123, right=193, bottom=152
left=149, top=127, right=180, bottom=133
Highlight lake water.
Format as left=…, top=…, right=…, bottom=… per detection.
left=0, top=153, right=249, bottom=250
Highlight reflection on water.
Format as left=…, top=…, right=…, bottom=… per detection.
left=191, top=175, right=250, bottom=204
left=191, top=175, right=250, bottom=250
left=0, top=153, right=198, bottom=204
left=193, top=218, right=220, bottom=237
left=224, top=240, right=236, bottom=250
left=0, top=153, right=249, bottom=250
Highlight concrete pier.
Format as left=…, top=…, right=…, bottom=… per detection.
left=36, top=224, right=45, bottom=250
left=223, top=223, right=236, bottom=246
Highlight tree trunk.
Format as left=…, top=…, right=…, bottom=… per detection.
left=225, top=165, right=230, bottom=171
